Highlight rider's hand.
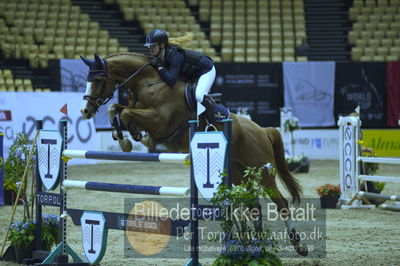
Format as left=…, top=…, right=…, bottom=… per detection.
left=150, top=57, right=164, bottom=68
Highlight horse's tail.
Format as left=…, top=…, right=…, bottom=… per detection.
left=265, top=127, right=302, bottom=204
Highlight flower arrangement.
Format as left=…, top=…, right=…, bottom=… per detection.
left=315, top=184, right=340, bottom=197
left=358, top=143, right=379, bottom=175
left=7, top=214, right=60, bottom=250
left=211, top=166, right=282, bottom=266
left=283, top=117, right=300, bottom=133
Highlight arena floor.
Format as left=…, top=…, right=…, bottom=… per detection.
left=1, top=160, right=399, bottom=266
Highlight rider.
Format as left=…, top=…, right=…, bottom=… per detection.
left=144, top=29, right=229, bottom=123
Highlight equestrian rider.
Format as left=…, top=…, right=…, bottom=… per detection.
left=144, top=29, right=229, bottom=123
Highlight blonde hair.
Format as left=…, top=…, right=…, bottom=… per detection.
left=169, top=32, right=194, bottom=49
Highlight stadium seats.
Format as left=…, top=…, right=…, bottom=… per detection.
left=348, top=0, right=400, bottom=61
left=0, top=0, right=128, bottom=68
left=115, top=0, right=219, bottom=61
left=0, top=68, right=34, bottom=92
left=198, top=0, right=307, bottom=62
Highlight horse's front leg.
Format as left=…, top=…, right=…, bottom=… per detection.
left=108, top=103, right=135, bottom=152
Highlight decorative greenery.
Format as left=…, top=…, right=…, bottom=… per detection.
left=358, top=141, right=384, bottom=192
left=360, top=146, right=379, bottom=175
left=211, top=166, right=282, bottom=266
left=6, top=214, right=60, bottom=250
left=315, top=184, right=340, bottom=197
left=283, top=118, right=300, bottom=133
left=4, top=132, right=32, bottom=193
left=373, top=181, right=385, bottom=192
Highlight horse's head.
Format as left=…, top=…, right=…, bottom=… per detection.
left=80, top=54, right=118, bottom=119
left=80, top=53, right=154, bottom=119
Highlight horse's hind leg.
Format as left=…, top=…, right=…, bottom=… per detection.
left=260, top=173, right=308, bottom=256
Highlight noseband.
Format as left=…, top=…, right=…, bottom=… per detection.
left=83, top=60, right=153, bottom=108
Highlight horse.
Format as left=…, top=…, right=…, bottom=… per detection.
left=80, top=53, right=308, bottom=256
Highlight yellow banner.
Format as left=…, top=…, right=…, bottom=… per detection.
left=363, top=130, right=400, bottom=157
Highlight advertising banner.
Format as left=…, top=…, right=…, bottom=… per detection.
left=283, top=62, right=336, bottom=127
left=363, top=129, right=400, bottom=157
left=287, top=129, right=339, bottom=160
left=335, top=63, right=386, bottom=128
left=213, top=63, right=283, bottom=127
left=0, top=92, right=96, bottom=165
left=386, top=62, right=400, bottom=127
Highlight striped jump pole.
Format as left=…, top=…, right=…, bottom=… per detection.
left=63, top=150, right=189, bottom=164
left=358, top=191, right=400, bottom=202
left=380, top=204, right=400, bottom=212
left=62, top=180, right=190, bottom=196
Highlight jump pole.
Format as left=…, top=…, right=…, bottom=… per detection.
left=62, top=180, right=190, bottom=196
left=63, top=150, right=189, bottom=164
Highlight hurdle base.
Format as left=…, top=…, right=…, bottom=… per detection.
left=340, top=199, right=375, bottom=210
left=41, top=243, right=87, bottom=265
left=185, top=258, right=202, bottom=266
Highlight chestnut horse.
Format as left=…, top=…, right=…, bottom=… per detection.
left=80, top=53, right=308, bottom=256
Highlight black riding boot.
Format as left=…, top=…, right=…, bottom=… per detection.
left=201, top=96, right=230, bottom=123
left=201, top=96, right=217, bottom=123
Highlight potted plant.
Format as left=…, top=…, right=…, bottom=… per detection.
left=211, top=166, right=282, bottom=265
left=283, top=117, right=310, bottom=173
left=3, top=133, right=31, bottom=205
left=6, top=214, right=60, bottom=263
left=315, top=184, right=340, bottom=209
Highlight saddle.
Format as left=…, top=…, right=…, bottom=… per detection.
left=184, top=82, right=223, bottom=112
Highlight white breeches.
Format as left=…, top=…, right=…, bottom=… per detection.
left=195, top=66, right=216, bottom=103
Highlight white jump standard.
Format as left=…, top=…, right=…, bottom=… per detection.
left=338, top=115, right=400, bottom=211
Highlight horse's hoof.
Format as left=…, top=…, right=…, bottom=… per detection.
left=118, top=137, right=133, bottom=152
left=140, top=135, right=154, bottom=149
left=112, top=130, right=119, bottom=140
left=133, top=132, right=142, bottom=142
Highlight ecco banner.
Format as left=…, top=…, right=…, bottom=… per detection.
left=190, top=132, right=227, bottom=201
left=0, top=92, right=96, bottom=165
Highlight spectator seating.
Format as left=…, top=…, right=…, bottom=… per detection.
left=0, top=0, right=129, bottom=68
left=199, top=0, right=307, bottom=62
left=111, top=0, right=220, bottom=61
left=0, top=68, right=35, bottom=92
left=349, top=0, right=400, bottom=61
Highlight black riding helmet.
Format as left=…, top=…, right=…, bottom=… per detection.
left=144, top=29, right=168, bottom=47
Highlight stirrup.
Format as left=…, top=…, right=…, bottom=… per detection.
left=204, top=119, right=218, bottom=131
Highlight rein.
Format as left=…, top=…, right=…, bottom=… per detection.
left=83, top=60, right=157, bottom=108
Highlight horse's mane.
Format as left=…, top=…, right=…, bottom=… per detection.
left=105, top=52, right=150, bottom=61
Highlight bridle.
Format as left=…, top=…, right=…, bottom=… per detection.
left=83, top=59, right=160, bottom=109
